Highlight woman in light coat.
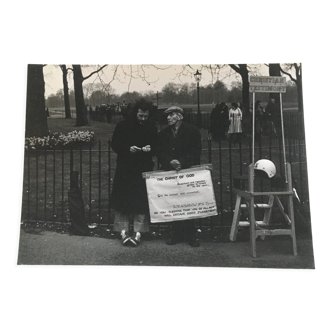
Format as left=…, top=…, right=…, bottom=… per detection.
left=228, top=102, right=242, bottom=142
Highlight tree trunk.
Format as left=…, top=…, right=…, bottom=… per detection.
left=297, top=79, right=303, bottom=113
left=25, top=64, right=49, bottom=137
left=295, top=66, right=304, bottom=138
left=296, top=64, right=303, bottom=113
left=73, top=65, right=89, bottom=126
left=239, top=64, right=250, bottom=112
left=60, top=65, right=71, bottom=119
left=229, top=64, right=250, bottom=112
left=269, top=63, right=281, bottom=108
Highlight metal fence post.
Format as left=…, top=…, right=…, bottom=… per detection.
left=61, top=147, right=64, bottom=223
left=219, top=138, right=223, bottom=228
left=70, top=147, right=73, bottom=174
left=208, top=135, right=212, bottom=164
left=27, top=145, right=30, bottom=222
left=258, top=129, right=262, bottom=159
left=269, top=136, right=272, bottom=191
left=44, top=145, right=47, bottom=222
left=53, top=146, right=56, bottom=220
left=98, top=140, right=101, bottom=224
left=80, top=145, right=83, bottom=190
left=36, top=148, right=39, bottom=222
left=89, top=141, right=92, bottom=223
left=298, top=139, right=304, bottom=199
left=108, top=139, right=111, bottom=227
left=249, top=135, right=252, bottom=166
left=239, top=138, right=243, bottom=176
left=228, top=139, right=233, bottom=209
left=278, top=136, right=282, bottom=175
left=207, top=134, right=212, bottom=237
left=288, top=138, right=292, bottom=165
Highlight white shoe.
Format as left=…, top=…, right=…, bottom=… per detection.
left=130, top=232, right=141, bottom=246
left=120, top=230, right=130, bottom=245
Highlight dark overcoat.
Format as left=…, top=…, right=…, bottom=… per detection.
left=110, top=119, right=158, bottom=214
left=209, top=104, right=229, bottom=140
left=265, top=101, right=281, bottom=135
left=157, top=122, right=201, bottom=171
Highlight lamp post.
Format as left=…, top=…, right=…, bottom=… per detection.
left=194, top=69, right=202, bottom=128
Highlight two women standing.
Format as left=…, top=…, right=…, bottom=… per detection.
left=209, top=102, right=243, bottom=142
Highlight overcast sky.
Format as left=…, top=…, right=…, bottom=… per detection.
left=43, top=64, right=272, bottom=97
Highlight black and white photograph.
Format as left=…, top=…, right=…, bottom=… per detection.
left=17, top=63, right=314, bottom=268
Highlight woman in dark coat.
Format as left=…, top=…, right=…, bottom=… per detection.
left=110, top=98, right=158, bottom=245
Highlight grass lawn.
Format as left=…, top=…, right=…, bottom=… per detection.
left=159, top=102, right=298, bottom=112
left=21, top=117, right=310, bottom=237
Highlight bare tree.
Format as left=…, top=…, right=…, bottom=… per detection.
left=228, top=64, right=250, bottom=112
left=279, top=61, right=305, bottom=139
left=265, top=61, right=303, bottom=113
left=72, top=65, right=107, bottom=126
left=25, top=64, right=48, bottom=137
left=278, top=63, right=303, bottom=112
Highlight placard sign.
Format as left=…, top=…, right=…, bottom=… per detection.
left=249, top=76, right=287, bottom=93
left=143, top=165, right=218, bottom=223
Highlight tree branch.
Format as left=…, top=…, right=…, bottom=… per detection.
left=150, top=65, right=173, bottom=71
left=127, top=65, right=133, bottom=92
left=137, top=65, right=158, bottom=85
left=60, top=65, right=73, bottom=74
left=279, top=64, right=297, bottom=84
left=83, top=65, right=108, bottom=81
left=228, top=64, right=241, bottom=74
left=98, top=65, right=121, bottom=90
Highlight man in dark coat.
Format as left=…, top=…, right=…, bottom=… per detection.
left=157, top=106, right=202, bottom=247
left=99, top=104, right=107, bottom=122
left=265, top=98, right=281, bottom=136
left=209, top=102, right=229, bottom=141
left=110, top=98, right=158, bottom=246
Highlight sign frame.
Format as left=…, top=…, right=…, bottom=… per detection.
left=143, top=164, right=218, bottom=223
left=249, top=76, right=287, bottom=93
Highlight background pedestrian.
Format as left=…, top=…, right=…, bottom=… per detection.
left=228, top=102, right=242, bottom=142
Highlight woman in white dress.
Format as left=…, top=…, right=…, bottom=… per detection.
left=228, top=102, right=242, bottom=142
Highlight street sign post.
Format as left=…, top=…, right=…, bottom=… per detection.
left=249, top=76, right=287, bottom=93
left=152, top=91, right=161, bottom=106
left=249, top=76, right=288, bottom=181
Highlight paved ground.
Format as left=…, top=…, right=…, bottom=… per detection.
left=17, top=228, right=315, bottom=269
